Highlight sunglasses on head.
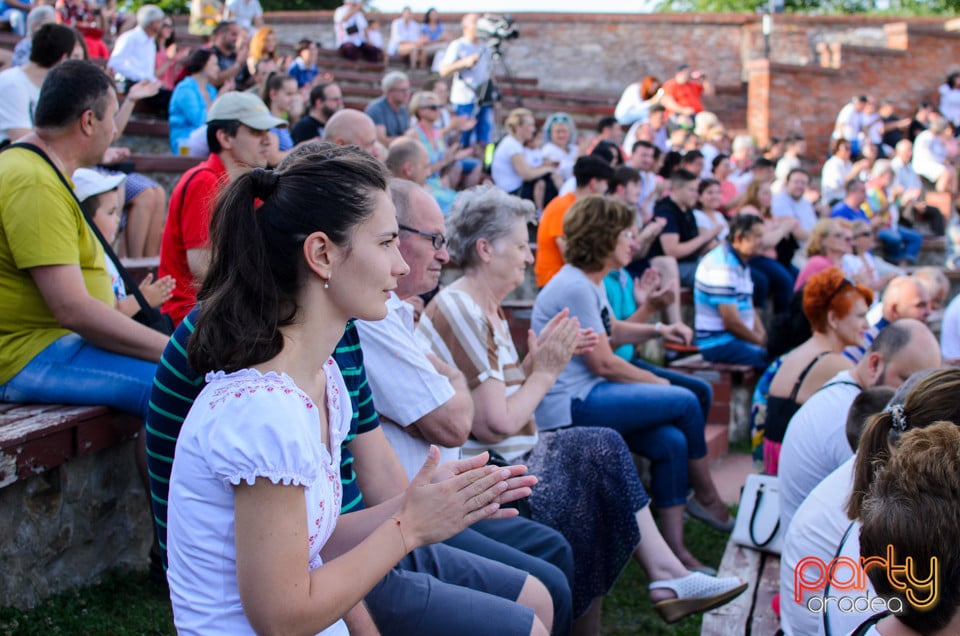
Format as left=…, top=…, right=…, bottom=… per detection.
left=825, top=277, right=855, bottom=307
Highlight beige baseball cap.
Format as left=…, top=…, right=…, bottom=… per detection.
left=206, top=91, right=287, bottom=129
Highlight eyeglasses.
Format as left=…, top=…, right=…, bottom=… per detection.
left=855, top=231, right=872, bottom=238
left=420, top=104, right=442, bottom=111
left=830, top=232, right=853, bottom=242
left=399, top=224, right=446, bottom=250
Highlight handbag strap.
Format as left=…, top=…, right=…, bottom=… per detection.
left=3, top=142, right=154, bottom=316
left=749, top=480, right=780, bottom=548
left=822, top=520, right=857, bottom=636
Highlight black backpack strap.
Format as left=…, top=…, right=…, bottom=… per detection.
left=2, top=142, right=157, bottom=317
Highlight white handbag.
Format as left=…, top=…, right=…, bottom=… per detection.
left=731, top=473, right=783, bottom=554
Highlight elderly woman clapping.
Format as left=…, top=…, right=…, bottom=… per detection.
left=417, top=185, right=747, bottom=629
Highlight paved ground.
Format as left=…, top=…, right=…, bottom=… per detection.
left=710, top=452, right=755, bottom=506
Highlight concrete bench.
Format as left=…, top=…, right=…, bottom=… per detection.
left=0, top=402, right=152, bottom=609
left=701, top=541, right=780, bottom=635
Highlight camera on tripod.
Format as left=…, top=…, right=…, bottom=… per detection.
left=476, top=14, right=519, bottom=47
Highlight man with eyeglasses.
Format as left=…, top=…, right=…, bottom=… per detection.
left=291, top=81, right=342, bottom=145
left=356, top=179, right=576, bottom=635
left=365, top=70, right=411, bottom=147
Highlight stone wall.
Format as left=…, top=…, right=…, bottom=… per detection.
left=0, top=441, right=152, bottom=609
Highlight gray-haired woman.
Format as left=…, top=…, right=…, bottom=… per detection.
left=416, top=184, right=747, bottom=630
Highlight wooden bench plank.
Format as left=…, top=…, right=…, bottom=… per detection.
left=701, top=541, right=762, bottom=635
left=751, top=553, right=781, bottom=635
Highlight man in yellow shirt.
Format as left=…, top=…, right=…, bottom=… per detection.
left=0, top=60, right=166, bottom=417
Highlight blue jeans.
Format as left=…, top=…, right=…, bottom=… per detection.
left=877, top=226, right=923, bottom=263
left=700, top=337, right=768, bottom=370
left=749, top=255, right=796, bottom=314
left=0, top=333, right=156, bottom=418
left=632, top=357, right=713, bottom=422
left=570, top=380, right=706, bottom=508
left=455, top=102, right=495, bottom=146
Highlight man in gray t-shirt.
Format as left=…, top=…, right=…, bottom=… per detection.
left=364, top=71, right=411, bottom=147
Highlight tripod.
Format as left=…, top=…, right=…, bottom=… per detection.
left=488, top=40, right=523, bottom=109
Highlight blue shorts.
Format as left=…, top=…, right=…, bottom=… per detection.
left=365, top=542, right=534, bottom=636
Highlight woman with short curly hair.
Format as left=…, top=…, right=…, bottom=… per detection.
left=532, top=195, right=732, bottom=573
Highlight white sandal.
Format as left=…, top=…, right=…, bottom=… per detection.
left=649, top=572, right=748, bottom=624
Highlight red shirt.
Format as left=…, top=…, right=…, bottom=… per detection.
left=158, top=153, right=228, bottom=326
left=662, top=78, right=705, bottom=115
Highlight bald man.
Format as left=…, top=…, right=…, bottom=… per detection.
left=385, top=137, right=431, bottom=186
left=322, top=108, right=378, bottom=156
left=845, top=274, right=931, bottom=362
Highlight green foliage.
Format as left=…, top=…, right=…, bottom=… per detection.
left=122, top=0, right=340, bottom=17
left=654, top=0, right=959, bottom=13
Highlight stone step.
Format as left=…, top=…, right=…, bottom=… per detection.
left=705, top=423, right=730, bottom=461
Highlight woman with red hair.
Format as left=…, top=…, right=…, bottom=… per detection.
left=757, top=267, right=872, bottom=474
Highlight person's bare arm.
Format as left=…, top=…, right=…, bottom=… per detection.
left=580, top=331, right=667, bottom=384
left=439, top=51, right=478, bottom=78
left=510, top=153, right=556, bottom=182
left=342, top=603, right=380, bottom=636
left=471, top=312, right=578, bottom=444
left=408, top=353, right=474, bottom=447
left=717, top=303, right=765, bottom=345
left=30, top=264, right=167, bottom=361
left=186, top=248, right=211, bottom=282
left=659, top=226, right=720, bottom=260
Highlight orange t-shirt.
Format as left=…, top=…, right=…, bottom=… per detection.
left=534, top=192, right=576, bottom=288
left=662, top=79, right=705, bottom=114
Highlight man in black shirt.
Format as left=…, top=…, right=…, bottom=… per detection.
left=648, top=168, right=722, bottom=287
left=291, top=82, right=343, bottom=145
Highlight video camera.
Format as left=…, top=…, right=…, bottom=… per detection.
left=476, top=14, right=519, bottom=47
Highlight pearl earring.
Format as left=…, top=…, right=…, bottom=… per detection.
left=324, top=278, right=330, bottom=289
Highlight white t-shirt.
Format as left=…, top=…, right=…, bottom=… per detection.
left=693, top=209, right=729, bottom=242
left=939, top=83, right=960, bottom=126
left=0, top=66, right=40, bottom=144
left=334, top=5, right=368, bottom=48
left=490, top=134, right=526, bottom=193
left=356, top=292, right=459, bottom=479
left=167, top=367, right=351, bottom=636
left=941, top=293, right=960, bottom=359
left=780, top=457, right=874, bottom=636
left=440, top=37, right=489, bottom=106
left=387, top=17, right=420, bottom=55
left=541, top=141, right=577, bottom=182
left=224, top=0, right=262, bottom=31
left=778, top=370, right=861, bottom=532
left=107, top=26, right=158, bottom=82
left=771, top=191, right=818, bottom=245
left=820, top=155, right=853, bottom=205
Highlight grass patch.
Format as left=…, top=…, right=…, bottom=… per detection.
left=0, top=518, right=731, bottom=635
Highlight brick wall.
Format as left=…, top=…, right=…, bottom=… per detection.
left=749, top=23, right=960, bottom=160
left=261, top=11, right=958, bottom=160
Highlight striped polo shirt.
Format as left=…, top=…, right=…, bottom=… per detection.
left=694, top=242, right=755, bottom=351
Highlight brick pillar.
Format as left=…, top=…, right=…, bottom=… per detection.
left=746, top=58, right=771, bottom=150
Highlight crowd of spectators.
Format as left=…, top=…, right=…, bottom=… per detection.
left=1, top=4, right=960, bottom=635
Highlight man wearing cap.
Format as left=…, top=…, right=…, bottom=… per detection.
left=660, top=63, right=713, bottom=119
left=158, top=91, right=285, bottom=326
